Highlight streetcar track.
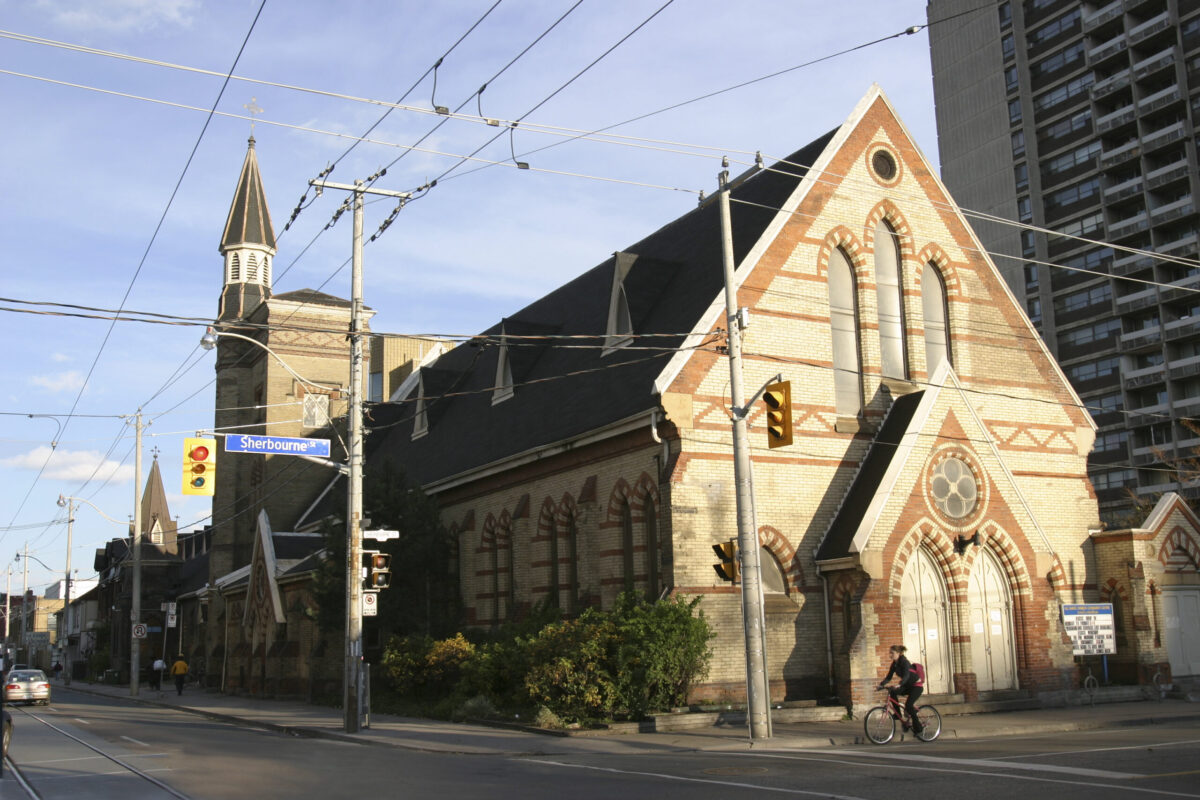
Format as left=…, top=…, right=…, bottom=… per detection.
left=5, top=704, right=194, bottom=799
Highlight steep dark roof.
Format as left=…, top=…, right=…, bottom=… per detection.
left=220, top=137, right=276, bottom=251
left=366, top=129, right=838, bottom=487
left=815, top=391, right=925, bottom=562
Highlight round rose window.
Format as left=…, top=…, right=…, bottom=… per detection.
left=930, top=457, right=977, bottom=519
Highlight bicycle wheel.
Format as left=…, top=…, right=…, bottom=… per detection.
left=863, top=706, right=895, bottom=744
left=914, top=705, right=941, bottom=742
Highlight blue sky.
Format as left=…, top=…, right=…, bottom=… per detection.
left=0, top=0, right=945, bottom=595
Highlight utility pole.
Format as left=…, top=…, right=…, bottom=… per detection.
left=717, top=167, right=772, bottom=739
left=310, top=176, right=410, bottom=733
left=58, top=497, right=75, bottom=685
left=130, top=411, right=144, bottom=696
left=20, top=542, right=29, bottom=664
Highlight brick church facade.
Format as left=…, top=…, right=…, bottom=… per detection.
left=180, top=86, right=1199, bottom=707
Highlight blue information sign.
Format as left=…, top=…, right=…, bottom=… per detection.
left=225, top=434, right=331, bottom=458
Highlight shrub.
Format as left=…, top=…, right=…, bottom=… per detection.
left=523, top=612, right=618, bottom=722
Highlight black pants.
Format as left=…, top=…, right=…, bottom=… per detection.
left=175, top=675, right=185, bottom=695
left=890, top=686, right=923, bottom=730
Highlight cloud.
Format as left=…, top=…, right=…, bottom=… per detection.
left=35, top=0, right=197, bottom=33
left=2, top=446, right=133, bottom=485
left=51, top=353, right=71, bottom=363
left=32, top=371, right=85, bottom=393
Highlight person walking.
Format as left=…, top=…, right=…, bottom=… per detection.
left=151, top=657, right=165, bottom=691
left=170, top=654, right=188, bottom=696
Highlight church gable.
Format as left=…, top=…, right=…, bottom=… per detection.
left=243, top=511, right=285, bottom=627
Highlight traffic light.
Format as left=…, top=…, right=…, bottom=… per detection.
left=712, top=540, right=739, bottom=583
left=182, top=437, right=217, bottom=496
left=762, top=380, right=793, bottom=449
left=364, top=551, right=392, bottom=589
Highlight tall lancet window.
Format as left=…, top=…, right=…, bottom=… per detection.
left=922, top=261, right=951, bottom=373
left=230, top=253, right=241, bottom=282
left=829, top=248, right=863, bottom=418
left=247, top=253, right=259, bottom=283
left=875, top=220, right=907, bottom=379
left=261, top=256, right=271, bottom=287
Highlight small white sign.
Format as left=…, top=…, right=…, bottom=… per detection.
left=907, top=623, right=919, bottom=635
left=364, top=529, right=399, bottom=541
left=991, top=624, right=1002, bottom=635
left=927, top=629, right=938, bottom=640
left=167, top=613, right=177, bottom=628
left=974, top=622, right=984, bottom=634
left=362, top=592, right=378, bottom=617
left=990, top=609, right=1002, bottom=621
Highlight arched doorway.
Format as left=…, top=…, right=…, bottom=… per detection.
left=900, top=548, right=952, bottom=693
left=967, top=548, right=1016, bottom=691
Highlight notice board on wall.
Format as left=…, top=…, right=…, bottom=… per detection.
left=1062, top=603, right=1116, bottom=655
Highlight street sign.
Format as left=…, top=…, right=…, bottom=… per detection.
left=1062, top=603, right=1116, bottom=655
left=362, top=591, right=378, bottom=617
left=167, top=613, right=177, bottom=628
left=364, top=529, right=399, bottom=541
left=224, top=434, right=331, bottom=458
left=132, top=623, right=148, bottom=639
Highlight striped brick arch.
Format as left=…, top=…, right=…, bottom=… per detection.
left=915, top=243, right=962, bottom=298
left=758, top=525, right=804, bottom=591
left=1158, top=526, right=1200, bottom=571
left=816, top=226, right=865, bottom=278
left=1047, top=555, right=1070, bottom=598
left=864, top=200, right=914, bottom=259
left=960, top=523, right=1033, bottom=598
left=886, top=521, right=958, bottom=602
left=1100, top=578, right=1130, bottom=602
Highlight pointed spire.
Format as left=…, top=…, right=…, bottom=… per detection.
left=220, top=137, right=276, bottom=253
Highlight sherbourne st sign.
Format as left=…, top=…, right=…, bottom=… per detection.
left=225, top=434, right=331, bottom=458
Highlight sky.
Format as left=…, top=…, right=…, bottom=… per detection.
left=0, top=0, right=949, bottom=596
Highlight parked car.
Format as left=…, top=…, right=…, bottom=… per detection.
left=5, top=669, right=51, bottom=705
left=3, top=709, right=11, bottom=757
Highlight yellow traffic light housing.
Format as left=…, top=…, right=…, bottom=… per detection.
left=712, top=540, right=739, bottom=583
left=182, top=437, right=217, bottom=496
left=762, top=380, right=793, bottom=449
left=364, top=551, right=392, bottom=589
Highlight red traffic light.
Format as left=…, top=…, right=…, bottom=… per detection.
left=189, top=445, right=210, bottom=461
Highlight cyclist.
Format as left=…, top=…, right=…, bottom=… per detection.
left=877, top=644, right=923, bottom=735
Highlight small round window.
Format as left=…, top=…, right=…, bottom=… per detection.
left=930, top=457, right=978, bottom=519
left=871, top=150, right=897, bottom=181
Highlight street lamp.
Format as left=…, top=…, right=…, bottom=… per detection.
left=201, top=320, right=366, bottom=733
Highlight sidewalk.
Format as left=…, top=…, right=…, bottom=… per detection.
left=58, top=679, right=1200, bottom=756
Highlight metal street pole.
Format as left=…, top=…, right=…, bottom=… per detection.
left=130, top=411, right=144, bottom=696
left=20, top=543, right=29, bottom=664
left=310, top=176, right=409, bottom=734
left=717, top=167, right=771, bottom=739
left=56, top=497, right=75, bottom=685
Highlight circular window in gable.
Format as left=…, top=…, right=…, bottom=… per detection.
left=931, top=456, right=977, bottom=519
left=872, top=149, right=897, bottom=181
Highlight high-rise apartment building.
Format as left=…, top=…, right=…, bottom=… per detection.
left=928, top=0, right=1200, bottom=524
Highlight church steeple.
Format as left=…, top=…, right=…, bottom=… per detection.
left=218, top=137, right=276, bottom=321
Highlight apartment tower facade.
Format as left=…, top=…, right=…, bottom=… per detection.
left=928, top=0, right=1200, bottom=524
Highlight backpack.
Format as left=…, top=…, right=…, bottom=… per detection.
left=911, top=662, right=925, bottom=687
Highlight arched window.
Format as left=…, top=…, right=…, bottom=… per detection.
left=644, top=500, right=659, bottom=599
left=828, top=248, right=863, bottom=417
left=230, top=253, right=241, bottom=282
left=621, top=500, right=635, bottom=594
left=760, top=547, right=786, bottom=593
left=922, top=261, right=951, bottom=373
left=247, top=252, right=259, bottom=283
left=875, top=220, right=907, bottom=379
left=261, top=256, right=271, bottom=287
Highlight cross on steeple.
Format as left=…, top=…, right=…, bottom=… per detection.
left=244, top=97, right=264, bottom=135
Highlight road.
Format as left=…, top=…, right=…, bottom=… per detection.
left=3, top=687, right=1199, bottom=799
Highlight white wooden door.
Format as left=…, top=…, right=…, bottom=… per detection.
left=967, top=549, right=1016, bottom=691
left=900, top=548, right=952, bottom=694
left=1163, top=588, right=1200, bottom=677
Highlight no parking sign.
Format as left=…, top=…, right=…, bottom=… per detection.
left=132, top=623, right=148, bottom=639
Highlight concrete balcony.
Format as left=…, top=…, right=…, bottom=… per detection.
left=1104, top=175, right=1143, bottom=201
left=1125, top=363, right=1166, bottom=389
left=1150, top=197, right=1194, bottom=225
left=1084, top=0, right=1123, bottom=32
left=1112, top=252, right=1155, bottom=275
left=1159, top=273, right=1200, bottom=303
left=1132, top=47, right=1176, bottom=81
left=1167, top=356, right=1200, bottom=379
left=1142, top=120, right=1186, bottom=152
left=1100, top=138, right=1141, bottom=168
left=1115, top=285, right=1157, bottom=312
left=1146, top=158, right=1190, bottom=189
left=1092, top=70, right=1132, bottom=100
left=1089, top=33, right=1128, bottom=64
left=1120, top=326, right=1162, bottom=351
left=1128, top=11, right=1171, bottom=45
left=1097, top=103, right=1136, bottom=133
left=1108, top=211, right=1150, bottom=239
left=1138, top=85, right=1183, bottom=116
left=1159, top=232, right=1199, bottom=258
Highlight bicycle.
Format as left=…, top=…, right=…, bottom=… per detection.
left=863, top=688, right=942, bottom=744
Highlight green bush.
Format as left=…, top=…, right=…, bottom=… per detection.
left=378, top=593, right=714, bottom=723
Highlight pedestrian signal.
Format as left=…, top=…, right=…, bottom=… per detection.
left=364, top=551, right=392, bottom=589
left=182, top=437, right=217, bottom=496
